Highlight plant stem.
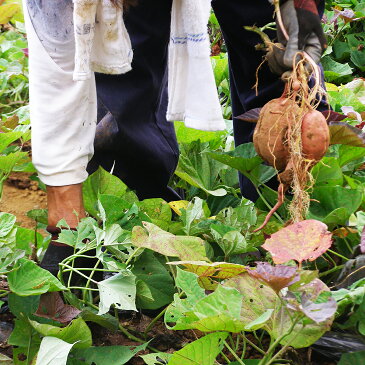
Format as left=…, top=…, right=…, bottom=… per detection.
left=83, top=259, right=101, bottom=302
left=319, top=264, right=345, bottom=278
left=220, top=349, right=231, bottom=364
left=144, top=307, right=168, bottom=336
left=259, top=315, right=302, bottom=365
left=59, top=263, right=99, bottom=284
left=242, top=333, right=265, bottom=355
left=68, top=286, right=99, bottom=291
left=327, top=249, right=350, bottom=262
left=224, top=340, right=246, bottom=365
left=125, top=247, right=142, bottom=266
left=240, top=334, right=247, bottom=360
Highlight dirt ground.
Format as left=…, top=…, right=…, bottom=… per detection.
left=0, top=172, right=47, bottom=229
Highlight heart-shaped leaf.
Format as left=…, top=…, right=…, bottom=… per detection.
left=262, top=220, right=332, bottom=264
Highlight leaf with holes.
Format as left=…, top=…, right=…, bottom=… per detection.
left=247, top=262, right=299, bottom=293
left=262, top=220, right=332, bottom=264
left=166, top=284, right=245, bottom=332
left=97, top=270, right=137, bottom=315
left=224, top=273, right=277, bottom=328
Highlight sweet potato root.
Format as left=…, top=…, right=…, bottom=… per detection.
left=253, top=98, right=301, bottom=171
left=254, top=100, right=329, bottom=171
left=301, top=109, right=330, bottom=161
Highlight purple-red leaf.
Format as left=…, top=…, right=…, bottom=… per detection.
left=329, top=121, right=365, bottom=147
left=321, top=110, right=347, bottom=123
left=235, top=108, right=261, bottom=122
left=35, top=292, right=81, bottom=324
left=262, top=220, right=332, bottom=265
left=247, top=262, right=299, bottom=293
left=301, top=295, right=337, bottom=324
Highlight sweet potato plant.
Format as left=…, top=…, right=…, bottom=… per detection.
left=0, top=1, right=365, bottom=365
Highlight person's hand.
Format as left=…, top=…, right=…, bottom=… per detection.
left=267, top=0, right=327, bottom=75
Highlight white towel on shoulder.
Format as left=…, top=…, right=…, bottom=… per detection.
left=73, top=0, right=132, bottom=81
left=73, top=0, right=225, bottom=131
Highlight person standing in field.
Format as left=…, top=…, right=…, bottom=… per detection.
left=22, top=0, right=326, bottom=274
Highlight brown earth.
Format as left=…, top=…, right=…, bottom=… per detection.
left=0, top=172, right=47, bottom=229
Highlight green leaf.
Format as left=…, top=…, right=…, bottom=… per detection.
left=209, top=143, right=276, bottom=186
left=0, top=212, right=16, bottom=237
left=8, top=318, right=41, bottom=348
left=132, top=222, right=208, bottom=261
left=271, top=281, right=334, bottom=348
left=338, top=351, right=365, bottom=365
left=8, top=259, right=66, bottom=296
left=244, top=309, right=274, bottom=331
left=132, top=251, right=175, bottom=310
left=26, top=209, right=48, bottom=225
left=333, top=40, right=351, bottom=61
left=180, top=197, right=210, bottom=235
left=338, top=145, right=365, bottom=167
left=35, top=337, right=75, bottom=365
left=8, top=293, right=40, bottom=318
left=308, top=186, right=363, bottom=226
left=0, top=130, right=23, bottom=152
left=322, top=56, right=353, bottom=83
left=175, top=141, right=227, bottom=196
left=97, top=270, right=137, bottom=315
left=224, top=273, right=277, bottom=328
left=79, top=308, right=119, bottom=331
left=71, top=343, right=149, bottom=365
left=215, top=198, right=257, bottom=230
left=138, top=198, right=172, bottom=222
left=16, top=227, right=46, bottom=253
left=351, top=51, right=365, bottom=72
left=174, top=121, right=226, bottom=144
left=311, top=157, right=343, bottom=186
left=0, top=151, right=28, bottom=173
left=167, top=332, right=228, bottom=365
left=98, top=194, right=131, bottom=225
left=211, top=225, right=256, bottom=257
left=140, top=352, right=171, bottom=365
left=30, top=317, right=92, bottom=349
left=83, top=167, right=128, bottom=217
left=0, top=249, right=24, bottom=274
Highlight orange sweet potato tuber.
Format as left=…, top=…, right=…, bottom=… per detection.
left=254, top=99, right=329, bottom=172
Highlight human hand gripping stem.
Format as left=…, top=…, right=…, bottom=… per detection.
left=267, top=0, right=327, bottom=76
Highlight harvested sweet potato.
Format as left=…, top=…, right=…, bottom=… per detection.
left=301, top=109, right=330, bottom=161
left=253, top=98, right=301, bottom=171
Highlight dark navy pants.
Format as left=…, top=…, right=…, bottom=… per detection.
left=88, top=0, right=326, bottom=202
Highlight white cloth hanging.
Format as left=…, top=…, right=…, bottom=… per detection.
left=73, top=0, right=225, bottom=131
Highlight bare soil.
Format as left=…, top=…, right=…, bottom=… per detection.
left=0, top=172, right=47, bottom=229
